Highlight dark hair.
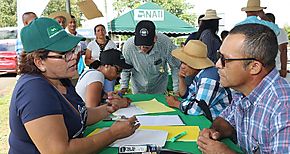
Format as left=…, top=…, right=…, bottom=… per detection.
left=70, top=15, right=75, bottom=19
left=196, top=19, right=220, bottom=40
left=89, top=60, right=101, bottom=69
left=19, top=50, right=49, bottom=74
left=230, top=23, right=277, bottom=68
left=22, top=12, right=37, bottom=23
left=265, top=13, right=275, bottom=23
left=94, top=24, right=106, bottom=34
left=197, top=14, right=205, bottom=24
left=220, top=30, right=229, bottom=40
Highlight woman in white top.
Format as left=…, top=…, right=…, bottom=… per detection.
left=77, top=49, right=132, bottom=107
left=85, top=24, right=117, bottom=65
left=85, top=24, right=117, bottom=92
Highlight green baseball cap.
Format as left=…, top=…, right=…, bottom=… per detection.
left=21, top=17, right=84, bottom=53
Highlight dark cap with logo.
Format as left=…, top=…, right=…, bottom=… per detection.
left=134, top=20, right=156, bottom=46
left=100, top=49, right=133, bottom=69
left=21, top=17, right=84, bottom=53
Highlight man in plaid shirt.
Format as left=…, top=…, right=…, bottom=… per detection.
left=166, top=40, right=232, bottom=120
left=197, top=23, right=290, bottom=153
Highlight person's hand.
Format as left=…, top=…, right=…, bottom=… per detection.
left=199, top=128, right=221, bottom=140
left=106, top=101, right=119, bottom=114
left=109, top=116, right=140, bottom=140
left=107, top=96, right=131, bottom=108
left=178, top=69, right=186, bottom=78
left=166, top=96, right=180, bottom=108
left=197, top=136, right=234, bottom=154
left=279, top=70, right=287, bottom=78
left=120, top=88, right=128, bottom=95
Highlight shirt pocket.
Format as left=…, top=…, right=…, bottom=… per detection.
left=150, top=58, right=166, bottom=75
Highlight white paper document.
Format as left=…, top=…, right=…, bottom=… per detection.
left=136, top=115, right=185, bottom=126
left=113, top=104, right=146, bottom=117
left=109, top=129, right=168, bottom=147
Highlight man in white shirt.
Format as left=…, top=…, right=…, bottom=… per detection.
left=265, top=13, right=289, bottom=81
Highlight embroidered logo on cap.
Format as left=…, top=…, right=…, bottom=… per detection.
left=47, top=25, right=64, bottom=38
left=139, top=28, right=149, bottom=36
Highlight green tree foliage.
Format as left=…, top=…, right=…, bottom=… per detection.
left=113, top=0, right=196, bottom=26
left=42, top=0, right=83, bottom=27
left=285, top=25, right=290, bottom=40
left=0, top=0, right=17, bottom=27
left=0, top=0, right=83, bottom=28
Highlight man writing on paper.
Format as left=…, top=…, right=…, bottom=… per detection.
left=166, top=40, right=232, bottom=120
left=197, top=24, right=290, bottom=153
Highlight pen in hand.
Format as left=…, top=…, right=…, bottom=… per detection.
left=170, top=131, right=187, bottom=142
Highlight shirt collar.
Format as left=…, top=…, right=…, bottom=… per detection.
left=246, top=68, right=279, bottom=106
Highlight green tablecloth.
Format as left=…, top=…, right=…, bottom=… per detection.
left=84, top=94, right=242, bottom=154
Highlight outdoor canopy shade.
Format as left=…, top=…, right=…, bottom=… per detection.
left=107, top=2, right=197, bottom=37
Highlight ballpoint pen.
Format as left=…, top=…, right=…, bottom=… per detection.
left=170, top=131, right=187, bottom=142
left=117, top=91, right=123, bottom=98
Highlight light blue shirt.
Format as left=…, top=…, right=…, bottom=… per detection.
left=236, top=16, right=280, bottom=36
left=120, top=33, right=180, bottom=94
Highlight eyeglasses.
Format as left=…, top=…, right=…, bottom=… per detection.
left=113, top=65, right=122, bottom=74
left=217, top=51, right=259, bottom=68
left=46, top=46, right=80, bottom=62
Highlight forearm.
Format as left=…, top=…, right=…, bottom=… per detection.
left=279, top=44, right=288, bottom=70
left=178, top=76, right=187, bottom=97
left=66, top=129, right=116, bottom=154
left=84, top=49, right=94, bottom=66
left=210, top=117, right=236, bottom=139
left=85, top=58, right=94, bottom=66
left=86, top=105, right=110, bottom=125
left=120, top=70, right=131, bottom=89
left=171, top=66, right=180, bottom=93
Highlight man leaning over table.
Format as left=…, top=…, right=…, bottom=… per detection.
left=119, top=20, right=180, bottom=94
left=166, top=40, right=232, bottom=120
left=197, top=24, right=290, bottom=153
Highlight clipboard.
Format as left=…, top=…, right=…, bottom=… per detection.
left=77, top=0, right=103, bottom=19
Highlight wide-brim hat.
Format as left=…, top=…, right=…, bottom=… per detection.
left=241, top=0, right=266, bottom=11
left=172, top=40, right=214, bottom=69
left=200, top=9, right=221, bottom=20
left=21, top=17, right=84, bottom=53
left=48, top=11, right=72, bottom=24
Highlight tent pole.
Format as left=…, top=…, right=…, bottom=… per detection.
left=66, top=0, right=71, bottom=15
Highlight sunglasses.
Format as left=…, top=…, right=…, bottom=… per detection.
left=46, top=46, right=80, bottom=62
left=217, top=51, right=260, bottom=68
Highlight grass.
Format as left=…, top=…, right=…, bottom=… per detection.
left=0, top=90, right=12, bottom=154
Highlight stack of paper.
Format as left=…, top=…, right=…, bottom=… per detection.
left=87, top=126, right=200, bottom=142
left=113, top=99, right=175, bottom=117
left=94, top=128, right=168, bottom=147
left=136, top=115, right=185, bottom=126
left=110, top=129, right=168, bottom=147
left=140, top=126, right=200, bottom=142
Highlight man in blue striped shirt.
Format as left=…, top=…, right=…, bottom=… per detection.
left=197, top=24, right=290, bottom=153
left=166, top=40, right=232, bottom=120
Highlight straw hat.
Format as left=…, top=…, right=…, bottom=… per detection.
left=172, top=40, right=214, bottom=69
left=48, top=11, right=72, bottom=23
left=241, top=0, right=266, bottom=11
left=200, top=9, right=221, bottom=20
